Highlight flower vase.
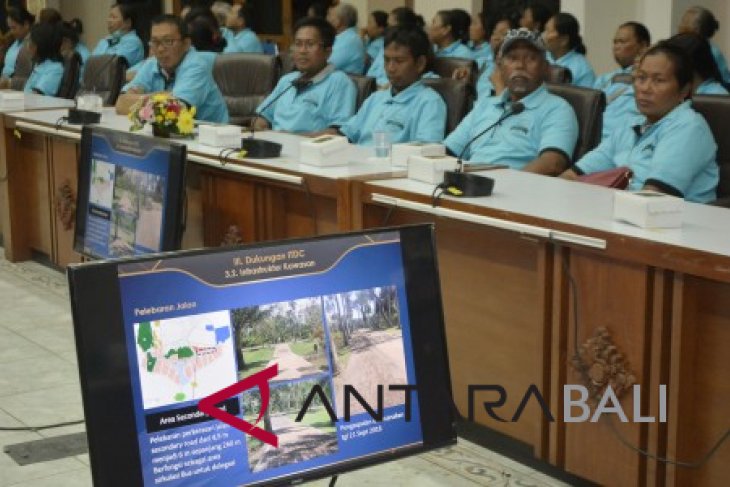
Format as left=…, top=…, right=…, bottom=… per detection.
left=152, top=125, right=171, bottom=138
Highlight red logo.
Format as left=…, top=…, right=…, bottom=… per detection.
left=198, top=364, right=279, bottom=447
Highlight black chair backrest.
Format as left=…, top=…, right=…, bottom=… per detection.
left=57, top=51, right=82, bottom=99
left=278, top=50, right=295, bottom=75
left=546, top=83, right=605, bottom=161
left=548, top=64, right=572, bottom=84
left=422, top=77, right=474, bottom=135
left=78, top=54, right=126, bottom=106
left=213, top=53, right=281, bottom=126
left=693, top=95, right=730, bottom=202
left=9, top=42, right=32, bottom=91
left=431, top=56, right=478, bottom=86
left=346, top=74, right=376, bottom=110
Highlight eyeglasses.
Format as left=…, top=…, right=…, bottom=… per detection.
left=149, top=38, right=181, bottom=49
left=293, top=40, right=323, bottom=51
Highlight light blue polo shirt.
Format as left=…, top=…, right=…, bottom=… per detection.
left=329, top=27, right=365, bottom=74
left=92, top=30, right=144, bottom=67
left=197, top=51, right=217, bottom=71
left=548, top=49, right=596, bottom=88
left=123, top=48, right=229, bottom=123
left=366, top=36, right=383, bottom=61
left=476, top=62, right=496, bottom=99
left=468, top=41, right=493, bottom=70
left=710, top=42, right=730, bottom=85
left=366, top=50, right=387, bottom=86
left=445, top=84, right=578, bottom=168
left=339, top=81, right=446, bottom=145
left=595, top=66, right=643, bottom=140
left=256, top=67, right=356, bottom=132
left=435, top=40, right=472, bottom=59
left=223, top=28, right=263, bottom=53
left=2, top=38, right=25, bottom=78
left=696, top=78, right=729, bottom=95
left=575, top=101, right=718, bottom=203
left=221, top=27, right=234, bottom=45
left=24, top=59, right=64, bottom=96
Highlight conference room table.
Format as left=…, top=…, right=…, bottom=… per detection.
left=0, top=94, right=75, bottom=245
left=352, top=169, right=729, bottom=487
left=0, top=107, right=403, bottom=267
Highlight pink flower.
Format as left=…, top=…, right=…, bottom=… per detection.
left=139, top=104, right=154, bottom=122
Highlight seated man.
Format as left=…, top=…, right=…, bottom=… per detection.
left=562, top=43, right=718, bottom=204
left=333, top=26, right=446, bottom=145
left=445, top=29, right=578, bottom=175
left=223, top=2, right=263, bottom=53
left=594, top=22, right=651, bottom=140
left=253, top=17, right=356, bottom=133
left=326, top=3, right=365, bottom=74
left=116, top=15, right=228, bottom=124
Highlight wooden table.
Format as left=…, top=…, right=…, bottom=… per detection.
left=0, top=108, right=403, bottom=267
left=354, top=169, right=730, bottom=487
left=0, top=94, right=75, bottom=250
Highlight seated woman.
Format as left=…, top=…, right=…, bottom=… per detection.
left=366, top=6, right=424, bottom=87
left=520, top=0, right=552, bottom=34
left=92, top=3, right=144, bottom=68
left=429, top=9, right=472, bottom=59
left=562, top=43, right=718, bottom=203
left=543, top=12, right=595, bottom=88
left=678, top=6, right=730, bottom=85
left=474, top=15, right=516, bottom=98
left=468, top=12, right=493, bottom=70
left=329, top=25, right=447, bottom=145
left=1, top=7, right=34, bottom=84
left=666, top=33, right=728, bottom=95
left=363, top=10, right=387, bottom=63
left=24, top=23, right=64, bottom=96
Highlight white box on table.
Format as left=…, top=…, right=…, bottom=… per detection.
left=0, top=91, right=24, bottom=110
left=198, top=125, right=242, bottom=147
left=407, top=154, right=458, bottom=184
left=299, top=135, right=350, bottom=166
left=391, top=142, right=446, bottom=167
left=613, top=190, right=683, bottom=228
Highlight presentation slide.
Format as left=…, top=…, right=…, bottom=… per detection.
left=116, top=232, right=423, bottom=486
left=81, top=132, right=170, bottom=259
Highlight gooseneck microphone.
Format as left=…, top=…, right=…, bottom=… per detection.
left=442, top=101, right=526, bottom=197
left=242, top=77, right=310, bottom=158
left=455, top=101, right=525, bottom=173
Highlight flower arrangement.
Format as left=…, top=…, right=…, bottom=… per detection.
left=128, top=93, right=196, bottom=138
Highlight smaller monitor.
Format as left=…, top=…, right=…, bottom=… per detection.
left=74, top=126, right=186, bottom=259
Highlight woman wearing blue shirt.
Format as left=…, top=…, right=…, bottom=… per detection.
left=92, top=3, right=144, bottom=68
left=1, top=7, right=34, bottom=83
left=543, top=13, right=595, bottom=88
left=678, top=6, right=730, bottom=85
left=563, top=43, right=718, bottom=204
left=363, top=11, right=387, bottom=63
left=222, top=2, right=263, bottom=53
left=24, top=23, right=65, bottom=96
left=666, top=33, right=728, bottom=96
left=429, top=9, right=473, bottom=59
left=367, top=6, right=424, bottom=87
left=468, top=12, right=493, bottom=70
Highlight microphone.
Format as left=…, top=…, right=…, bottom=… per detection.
left=442, top=101, right=525, bottom=197
left=68, top=54, right=122, bottom=125
left=242, top=77, right=308, bottom=158
left=455, top=101, right=525, bottom=173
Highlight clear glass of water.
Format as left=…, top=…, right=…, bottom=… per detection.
left=373, top=130, right=391, bottom=159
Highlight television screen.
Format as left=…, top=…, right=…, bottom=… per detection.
left=68, top=225, right=455, bottom=487
left=74, top=126, right=186, bottom=259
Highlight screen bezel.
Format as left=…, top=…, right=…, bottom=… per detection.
left=73, top=125, right=187, bottom=260
left=67, top=225, right=455, bottom=487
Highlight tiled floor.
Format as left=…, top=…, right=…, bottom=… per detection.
left=0, top=251, right=570, bottom=486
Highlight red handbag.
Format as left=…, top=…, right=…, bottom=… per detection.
left=577, top=166, right=633, bottom=189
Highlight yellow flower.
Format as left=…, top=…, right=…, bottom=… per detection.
left=176, top=109, right=194, bottom=134
left=165, top=110, right=177, bottom=121
left=155, top=115, right=164, bottom=124
left=152, top=93, right=168, bottom=104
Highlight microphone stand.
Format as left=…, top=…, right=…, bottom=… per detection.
left=241, top=79, right=303, bottom=158
left=442, top=102, right=525, bottom=197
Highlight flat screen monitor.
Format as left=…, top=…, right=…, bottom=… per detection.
left=74, top=126, right=186, bottom=259
left=67, top=225, right=455, bottom=487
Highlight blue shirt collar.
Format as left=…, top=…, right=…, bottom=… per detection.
left=438, top=40, right=465, bottom=56
left=492, top=83, right=549, bottom=110
left=337, top=27, right=358, bottom=39
left=632, top=100, right=692, bottom=137
left=553, top=49, right=579, bottom=63
left=387, top=80, right=425, bottom=104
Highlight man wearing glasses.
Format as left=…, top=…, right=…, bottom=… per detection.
left=253, top=17, right=356, bottom=133
left=117, top=15, right=228, bottom=123
left=445, top=28, right=578, bottom=175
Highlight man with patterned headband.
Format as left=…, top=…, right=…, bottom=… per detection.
left=445, top=28, right=578, bottom=175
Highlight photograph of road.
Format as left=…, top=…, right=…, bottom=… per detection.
left=89, top=160, right=115, bottom=208
left=242, top=377, right=338, bottom=473
left=108, top=166, right=165, bottom=256
left=323, top=286, right=407, bottom=418
left=230, top=298, right=329, bottom=381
